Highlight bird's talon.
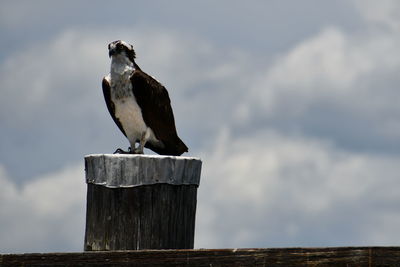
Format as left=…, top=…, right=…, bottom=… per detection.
left=134, top=149, right=144, bottom=154
left=128, top=147, right=143, bottom=154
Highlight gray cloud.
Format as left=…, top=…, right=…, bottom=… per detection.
left=0, top=27, right=252, bottom=182
left=235, top=26, right=400, bottom=154
left=354, top=0, right=400, bottom=31
left=196, top=129, right=400, bottom=248
left=0, top=164, right=85, bottom=253
left=0, top=0, right=400, bottom=253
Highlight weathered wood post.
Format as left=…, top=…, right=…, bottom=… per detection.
left=84, top=154, right=202, bottom=251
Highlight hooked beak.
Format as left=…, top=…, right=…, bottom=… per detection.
left=108, top=48, right=116, bottom=58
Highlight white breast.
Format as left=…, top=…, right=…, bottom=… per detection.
left=105, top=73, right=159, bottom=148
left=114, top=96, right=148, bottom=145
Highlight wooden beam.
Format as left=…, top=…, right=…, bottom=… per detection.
left=2, top=247, right=400, bottom=266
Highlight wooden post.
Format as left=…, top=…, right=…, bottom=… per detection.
left=84, top=154, right=202, bottom=251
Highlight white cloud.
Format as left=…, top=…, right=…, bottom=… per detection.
left=354, top=0, right=400, bottom=31
left=241, top=25, right=400, bottom=120
left=195, top=129, right=400, bottom=248
left=0, top=26, right=251, bottom=166
left=0, top=27, right=253, bottom=251
left=1, top=1, right=400, bottom=252
left=2, top=130, right=399, bottom=252
left=0, top=27, right=247, bottom=127
left=226, top=19, right=400, bottom=157
left=0, top=29, right=110, bottom=126
left=0, top=164, right=85, bottom=253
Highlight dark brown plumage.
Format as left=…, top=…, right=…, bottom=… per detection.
left=129, top=70, right=188, bottom=155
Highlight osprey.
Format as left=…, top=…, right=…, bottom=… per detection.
left=102, top=40, right=188, bottom=156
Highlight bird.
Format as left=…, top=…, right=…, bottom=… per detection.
left=102, top=40, right=188, bottom=156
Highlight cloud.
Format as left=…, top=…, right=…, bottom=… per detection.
left=1, top=130, right=399, bottom=253
left=0, top=26, right=251, bottom=182
left=0, top=163, right=85, bottom=253
left=232, top=22, right=400, bottom=153
left=244, top=25, right=400, bottom=117
left=0, top=28, right=120, bottom=182
left=195, top=129, right=400, bottom=248
left=0, top=26, right=250, bottom=132
left=0, top=1, right=60, bottom=29
left=354, top=0, right=400, bottom=31
left=0, top=29, right=110, bottom=125
left=1, top=1, right=400, bottom=252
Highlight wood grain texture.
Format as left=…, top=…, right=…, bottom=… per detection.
left=85, top=154, right=202, bottom=188
left=3, top=247, right=400, bottom=266
left=85, top=184, right=197, bottom=251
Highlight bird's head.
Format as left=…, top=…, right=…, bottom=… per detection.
left=108, top=40, right=136, bottom=62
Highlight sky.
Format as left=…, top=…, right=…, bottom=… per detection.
left=1, top=0, right=400, bottom=253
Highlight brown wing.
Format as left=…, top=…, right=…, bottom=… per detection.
left=130, top=70, right=188, bottom=155
left=102, top=77, right=126, bottom=137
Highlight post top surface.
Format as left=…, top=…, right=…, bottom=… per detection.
left=84, top=154, right=202, bottom=188
left=85, top=153, right=201, bottom=161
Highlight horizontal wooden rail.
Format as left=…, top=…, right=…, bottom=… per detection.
left=2, top=247, right=400, bottom=266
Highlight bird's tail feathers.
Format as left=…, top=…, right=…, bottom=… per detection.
left=146, top=137, right=188, bottom=156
